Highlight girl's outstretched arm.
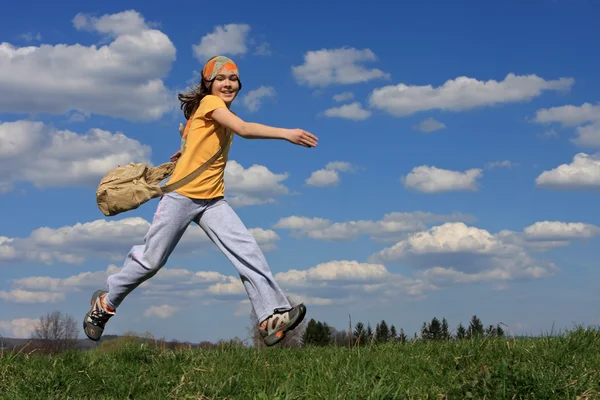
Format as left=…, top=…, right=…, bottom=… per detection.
left=211, top=107, right=318, bottom=148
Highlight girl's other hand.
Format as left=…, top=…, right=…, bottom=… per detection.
left=286, top=129, right=318, bottom=148
left=170, top=150, right=182, bottom=162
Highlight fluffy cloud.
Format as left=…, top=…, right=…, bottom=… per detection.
left=534, top=103, right=600, bottom=148
left=402, top=165, right=483, bottom=193
left=144, top=305, right=179, bottom=319
left=523, top=221, right=600, bottom=241
left=536, top=153, right=600, bottom=190
left=0, top=10, right=175, bottom=121
left=534, top=103, right=600, bottom=127
left=224, top=160, right=291, bottom=207
left=368, top=73, right=573, bottom=117
left=242, top=86, right=276, bottom=112
left=0, top=120, right=151, bottom=191
left=323, top=102, right=371, bottom=120
left=0, top=318, right=39, bottom=338
left=333, top=92, right=354, bottom=102
left=11, top=265, right=121, bottom=292
left=369, top=222, right=558, bottom=286
left=0, top=217, right=278, bottom=265
left=193, top=24, right=251, bottom=61
left=413, top=117, right=446, bottom=133
left=248, top=228, right=280, bottom=252
left=276, top=260, right=390, bottom=285
left=292, top=47, right=390, bottom=87
left=305, top=161, right=355, bottom=187
left=0, top=290, right=65, bottom=303
left=274, top=211, right=475, bottom=242
left=495, top=221, right=600, bottom=250
left=275, top=260, right=434, bottom=300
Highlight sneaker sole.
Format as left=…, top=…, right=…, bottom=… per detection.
left=264, top=304, right=307, bottom=347
left=83, top=289, right=108, bottom=341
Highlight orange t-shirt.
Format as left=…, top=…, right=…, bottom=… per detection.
left=167, top=95, right=234, bottom=199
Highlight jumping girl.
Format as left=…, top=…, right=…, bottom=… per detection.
left=83, top=55, right=317, bottom=346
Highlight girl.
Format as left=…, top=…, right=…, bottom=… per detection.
left=84, top=55, right=317, bottom=347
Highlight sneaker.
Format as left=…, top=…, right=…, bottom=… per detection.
left=258, top=303, right=307, bottom=347
left=83, top=289, right=115, bottom=341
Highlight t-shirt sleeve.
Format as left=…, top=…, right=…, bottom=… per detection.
left=196, top=95, right=227, bottom=120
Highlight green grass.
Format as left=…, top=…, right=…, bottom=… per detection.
left=1, top=327, right=599, bottom=399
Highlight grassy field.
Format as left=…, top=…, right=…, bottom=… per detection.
left=1, top=327, right=599, bottom=399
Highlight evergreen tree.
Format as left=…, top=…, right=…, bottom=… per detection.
left=441, top=318, right=450, bottom=340
left=428, top=317, right=442, bottom=340
left=353, top=322, right=367, bottom=345
left=376, top=320, right=390, bottom=342
left=496, top=324, right=505, bottom=337
left=398, top=328, right=407, bottom=344
left=390, top=324, right=397, bottom=341
left=486, top=324, right=496, bottom=337
left=420, top=322, right=429, bottom=340
left=467, top=315, right=484, bottom=339
left=302, top=319, right=331, bottom=346
left=456, top=323, right=466, bottom=340
left=366, top=323, right=374, bottom=342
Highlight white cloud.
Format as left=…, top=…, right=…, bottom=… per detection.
left=12, top=265, right=121, bottom=293
left=144, top=305, right=179, bottom=319
left=193, top=24, right=251, bottom=61
left=536, top=153, right=600, bottom=190
left=523, top=221, right=600, bottom=241
left=0, top=290, right=65, bottom=303
left=0, top=318, right=39, bottom=338
left=402, top=165, right=483, bottom=193
left=0, top=10, right=175, bottom=121
left=485, top=160, right=515, bottom=169
left=207, top=276, right=246, bottom=296
left=242, top=86, right=276, bottom=112
left=534, top=103, right=600, bottom=148
left=0, top=216, right=278, bottom=265
left=248, top=228, right=280, bottom=252
left=573, top=123, right=600, bottom=148
left=305, top=161, right=355, bottom=187
left=275, top=260, right=435, bottom=300
left=369, top=222, right=558, bottom=285
left=368, top=73, right=573, bottom=117
left=534, top=103, right=600, bottom=127
left=413, top=117, right=446, bottom=133
left=323, top=102, right=371, bottom=121
left=224, top=160, right=291, bottom=207
left=274, top=211, right=475, bottom=242
left=333, top=92, right=354, bottom=102
left=292, top=47, right=390, bottom=87
left=0, top=120, right=151, bottom=191
left=276, top=260, right=390, bottom=286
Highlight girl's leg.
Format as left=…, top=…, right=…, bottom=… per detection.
left=195, top=198, right=292, bottom=324
left=105, top=192, right=199, bottom=308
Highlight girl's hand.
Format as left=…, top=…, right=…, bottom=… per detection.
left=170, top=150, right=182, bottom=162
left=286, top=129, right=318, bottom=148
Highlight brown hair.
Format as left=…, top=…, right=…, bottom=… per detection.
left=178, top=79, right=211, bottom=120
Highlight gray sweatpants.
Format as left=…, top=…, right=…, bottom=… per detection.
left=105, top=192, right=292, bottom=324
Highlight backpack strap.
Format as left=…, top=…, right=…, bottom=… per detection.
left=159, top=130, right=233, bottom=194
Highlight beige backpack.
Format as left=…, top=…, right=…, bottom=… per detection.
left=96, top=130, right=232, bottom=217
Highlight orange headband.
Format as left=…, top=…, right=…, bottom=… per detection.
left=202, top=56, right=239, bottom=82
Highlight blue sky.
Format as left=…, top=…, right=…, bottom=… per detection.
left=1, top=0, right=599, bottom=342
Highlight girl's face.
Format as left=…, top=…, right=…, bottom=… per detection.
left=210, top=72, right=240, bottom=104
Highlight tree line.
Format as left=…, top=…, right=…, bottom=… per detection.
left=301, top=315, right=505, bottom=347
